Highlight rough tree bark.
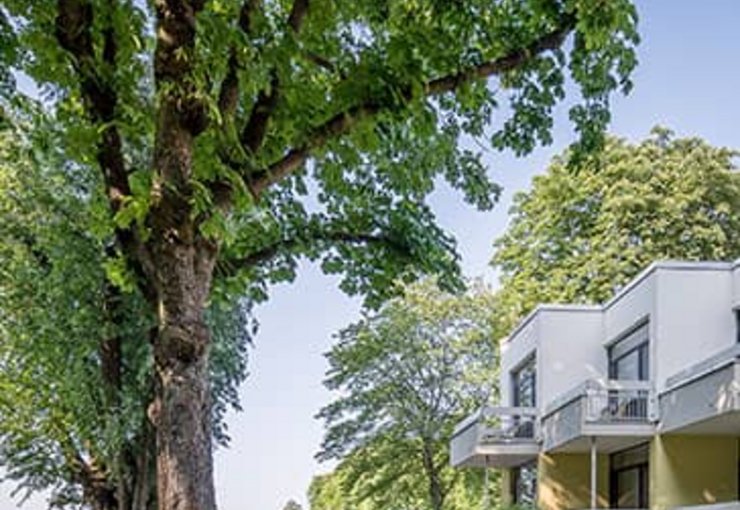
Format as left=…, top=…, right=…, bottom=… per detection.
left=147, top=1, right=218, bottom=508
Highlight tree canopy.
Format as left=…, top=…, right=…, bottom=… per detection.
left=492, top=128, right=740, bottom=331
left=316, top=280, right=497, bottom=510
left=0, top=0, right=639, bottom=508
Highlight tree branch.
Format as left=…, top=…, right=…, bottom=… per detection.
left=217, top=229, right=409, bottom=277
left=286, top=0, right=309, bottom=33
left=55, top=0, right=129, bottom=212
left=304, top=50, right=337, bottom=73
left=217, top=0, right=262, bottom=119
left=55, top=0, right=158, bottom=300
left=239, top=0, right=310, bottom=153
left=249, top=13, right=576, bottom=196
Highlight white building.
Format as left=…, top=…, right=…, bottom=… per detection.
left=451, top=260, right=740, bottom=510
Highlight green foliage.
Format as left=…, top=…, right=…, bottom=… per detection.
left=308, top=444, right=494, bottom=510
left=0, top=105, right=250, bottom=506
left=492, top=128, right=740, bottom=331
left=1, top=0, right=639, bottom=310
left=317, top=279, right=497, bottom=510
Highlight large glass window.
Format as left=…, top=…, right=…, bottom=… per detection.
left=512, top=355, right=536, bottom=407
left=610, top=444, right=649, bottom=508
left=512, top=461, right=537, bottom=507
left=609, top=322, right=649, bottom=381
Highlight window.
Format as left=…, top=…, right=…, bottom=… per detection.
left=512, top=461, right=537, bottom=507
left=610, top=444, right=649, bottom=508
left=735, top=309, right=740, bottom=343
left=609, top=322, right=649, bottom=381
left=512, top=355, right=536, bottom=407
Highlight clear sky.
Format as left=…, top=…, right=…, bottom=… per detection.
left=3, top=1, right=740, bottom=509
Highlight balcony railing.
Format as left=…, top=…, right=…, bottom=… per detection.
left=478, top=406, right=539, bottom=442
left=541, top=378, right=657, bottom=450
left=450, top=406, right=539, bottom=467
left=584, top=379, right=653, bottom=424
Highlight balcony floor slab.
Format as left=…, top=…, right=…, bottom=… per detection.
left=549, top=433, right=653, bottom=454
left=454, top=441, right=540, bottom=468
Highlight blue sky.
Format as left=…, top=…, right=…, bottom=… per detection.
left=4, top=1, right=740, bottom=509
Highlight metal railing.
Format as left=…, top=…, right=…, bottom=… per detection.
left=451, top=406, right=539, bottom=466
left=584, top=379, right=653, bottom=423
left=478, top=406, right=539, bottom=443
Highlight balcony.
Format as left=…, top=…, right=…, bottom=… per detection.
left=542, top=379, right=656, bottom=452
left=660, top=343, right=740, bottom=434
left=450, top=406, right=539, bottom=468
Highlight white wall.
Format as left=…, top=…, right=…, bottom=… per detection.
left=537, top=309, right=604, bottom=409
left=654, top=267, right=735, bottom=391
left=604, top=270, right=655, bottom=343
left=501, top=306, right=603, bottom=411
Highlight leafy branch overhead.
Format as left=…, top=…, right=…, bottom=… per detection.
left=3, top=0, right=638, bottom=308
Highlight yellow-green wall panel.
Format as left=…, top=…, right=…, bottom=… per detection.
left=537, top=453, right=610, bottom=510
left=650, top=435, right=739, bottom=510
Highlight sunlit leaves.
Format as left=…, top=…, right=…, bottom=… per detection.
left=492, top=129, right=740, bottom=331
left=316, top=279, right=497, bottom=509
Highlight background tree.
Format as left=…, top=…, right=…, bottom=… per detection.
left=308, top=474, right=351, bottom=510
left=0, top=104, right=249, bottom=509
left=308, top=444, right=490, bottom=510
left=281, top=499, right=303, bottom=510
left=1, top=1, right=638, bottom=508
left=492, top=128, right=740, bottom=331
left=317, top=280, right=497, bottom=510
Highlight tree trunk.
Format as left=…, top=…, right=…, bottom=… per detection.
left=147, top=1, right=217, bottom=506
left=130, top=416, right=157, bottom=510
left=149, top=238, right=217, bottom=510
left=88, top=489, right=119, bottom=510
left=152, top=345, right=214, bottom=510
left=148, top=112, right=218, bottom=510
left=421, top=442, right=445, bottom=510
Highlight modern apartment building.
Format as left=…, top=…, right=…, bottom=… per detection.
left=450, top=260, right=740, bottom=510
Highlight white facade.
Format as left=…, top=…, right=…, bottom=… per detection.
left=499, top=260, right=740, bottom=410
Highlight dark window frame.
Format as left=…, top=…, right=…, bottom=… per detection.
left=609, top=443, right=649, bottom=509
left=511, top=354, right=537, bottom=408
left=608, top=320, right=650, bottom=381
left=511, top=460, right=537, bottom=507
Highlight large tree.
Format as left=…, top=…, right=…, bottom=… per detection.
left=316, top=280, right=497, bottom=510
left=492, top=128, right=740, bottom=331
left=1, top=1, right=638, bottom=508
